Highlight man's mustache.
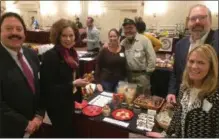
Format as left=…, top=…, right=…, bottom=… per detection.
left=192, top=24, right=204, bottom=31
left=8, top=35, right=22, bottom=40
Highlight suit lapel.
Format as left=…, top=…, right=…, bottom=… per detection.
left=0, top=44, right=25, bottom=77
left=0, top=44, right=19, bottom=68
left=180, top=37, right=190, bottom=70
left=205, top=29, right=215, bottom=45
left=1, top=45, right=36, bottom=94
left=180, top=30, right=214, bottom=71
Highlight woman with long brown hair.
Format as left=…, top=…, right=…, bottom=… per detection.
left=40, top=19, right=89, bottom=137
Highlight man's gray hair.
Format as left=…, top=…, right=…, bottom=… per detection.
left=188, top=4, right=212, bottom=22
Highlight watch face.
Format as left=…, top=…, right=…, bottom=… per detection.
left=161, top=38, right=171, bottom=50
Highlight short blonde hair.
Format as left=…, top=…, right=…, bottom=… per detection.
left=50, top=19, right=79, bottom=44
left=182, top=44, right=218, bottom=99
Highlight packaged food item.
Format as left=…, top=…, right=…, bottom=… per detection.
left=124, top=83, right=137, bottom=105
left=82, top=83, right=96, bottom=99
left=147, top=109, right=157, bottom=116
left=138, top=113, right=147, bottom=121
left=133, top=105, right=141, bottom=114
left=136, top=112, right=155, bottom=131
left=83, top=71, right=94, bottom=82
left=156, top=102, right=174, bottom=130
left=116, top=81, right=128, bottom=94
left=120, top=102, right=127, bottom=108
left=102, top=105, right=111, bottom=117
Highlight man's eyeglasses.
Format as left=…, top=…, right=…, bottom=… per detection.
left=188, top=15, right=208, bottom=22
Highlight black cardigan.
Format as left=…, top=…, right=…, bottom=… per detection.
left=40, top=45, right=82, bottom=112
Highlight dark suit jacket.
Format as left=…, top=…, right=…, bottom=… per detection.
left=0, top=44, right=45, bottom=137
left=40, top=45, right=82, bottom=129
left=213, top=29, right=219, bottom=56
left=168, top=29, right=218, bottom=96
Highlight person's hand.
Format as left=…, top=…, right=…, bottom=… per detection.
left=103, top=42, right=109, bottom=48
left=82, top=38, right=87, bottom=43
left=73, top=78, right=89, bottom=87
left=146, top=132, right=164, bottom=138
left=25, top=121, right=38, bottom=135
left=166, top=94, right=176, bottom=104
left=32, top=116, right=43, bottom=129
left=97, top=84, right=103, bottom=92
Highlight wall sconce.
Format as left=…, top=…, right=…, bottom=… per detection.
left=40, top=1, right=57, bottom=16
left=5, top=1, right=20, bottom=14
left=67, top=1, right=81, bottom=17
left=144, top=1, right=167, bottom=16
left=153, top=13, right=157, bottom=18
left=88, top=1, right=105, bottom=17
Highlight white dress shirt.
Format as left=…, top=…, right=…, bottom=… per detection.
left=189, top=30, right=210, bottom=52
left=1, top=42, right=33, bottom=75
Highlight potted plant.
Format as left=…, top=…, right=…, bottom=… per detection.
left=176, top=23, right=186, bottom=39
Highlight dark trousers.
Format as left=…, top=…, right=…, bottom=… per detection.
left=47, top=107, right=75, bottom=138
left=101, top=81, right=118, bottom=93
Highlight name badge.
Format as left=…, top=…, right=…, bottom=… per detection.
left=119, top=53, right=125, bottom=57
left=38, top=72, right=40, bottom=79
left=134, top=52, right=141, bottom=58
left=202, top=99, right=212, bottom=113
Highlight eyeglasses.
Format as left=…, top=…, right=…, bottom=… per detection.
left=188, top=15, right=208, bottom=22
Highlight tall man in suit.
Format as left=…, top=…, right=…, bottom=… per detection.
left=0, top=12, right=45, bottom=137
left=167, top=4, right=219, bottom=103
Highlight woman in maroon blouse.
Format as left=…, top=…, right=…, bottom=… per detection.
left=95, top=28, right=127, bottom=93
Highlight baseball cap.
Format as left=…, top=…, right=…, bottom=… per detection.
left=122, top=18, right=136, bottom=26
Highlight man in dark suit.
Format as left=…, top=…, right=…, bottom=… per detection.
left=213, top=29, right=219, bottom=55
left=167, top=4, right=219, bottom=103
left=0, top=12, right=45, bottom=137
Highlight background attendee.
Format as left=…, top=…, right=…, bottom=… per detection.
left=40, top=19, right=89, bottom=137
left=135, top=17, right=146, bottom=33
left=95, top=28, right=127, bottom=92
left=31, top=16, right=39, bottom=30
left=167, top=4, right=219, bottom=104
left=75, top=17, right=83, bottom=29
left=136, top=19, right=162, bottom=52
left=82, top=17, right=100, bottom=52
left=147, top=44, right=219, bottom=138
left=0, top=12, right=45, bottom=137
left=121, top=18, right=156, bottom=95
